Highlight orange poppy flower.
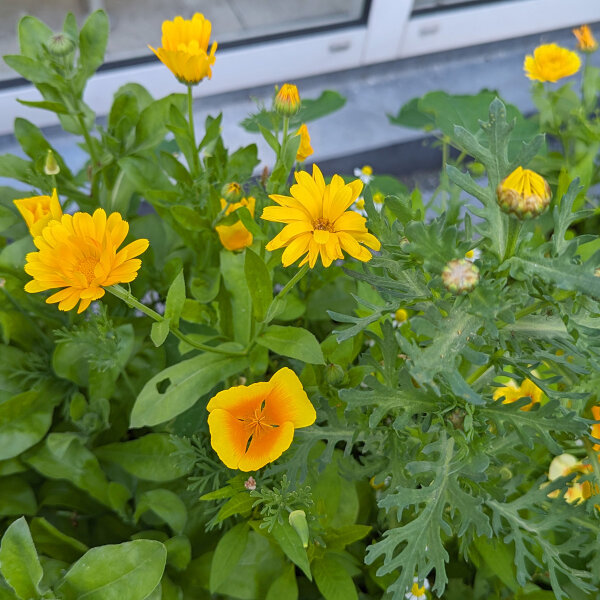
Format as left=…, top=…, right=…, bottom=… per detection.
left=207, top=367, right=316, bottom=471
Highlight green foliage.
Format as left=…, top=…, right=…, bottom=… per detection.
left=0, top=9, right=599, bottom=600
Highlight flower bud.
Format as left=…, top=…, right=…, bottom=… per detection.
left=44, top=149, right=60, bottom=176
left=573, top=25, right=598, bottom=53
left=288, top=510, right=309, bottom=547
left=274, top=83, right=300, bottom=117
left=497, top=166, right=551, bottom=219
left=442, top=259, right=479, bottom=294
left=447, top=408, right=465, bottom=430
left=47, top=32, right=76, bottom=57
left=221, top=182, right=244, bottom=203
left=325, top=364, right=345, bottom=387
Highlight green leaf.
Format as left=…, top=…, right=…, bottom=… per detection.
left=257, top=325, right=324, bottom=364
left=265, top=564, right=298, bottom=600
left=134, top=94, right=185, bottom=152
left=0, top=476, right=36, bottom=517
left=165, top=535, right=191, bottom=571
left=130, top=352, right=249, bottom=428
left=55, top=540, right=166, bottom=600
left=220, top=250, right=252, bottom=345
left=95, top=433, right=193, bottom=482
left=215, top=492, right=255, bottom=522
left=312, top=554, right=357, bottom=600
left=2, top=55, right=53, bottom=85
left=164, top=268, right=186, bottom=327
left=18, top=15, right=53, bottom=58
left=16, top=99, right=69, bottom=114
left=135, top=489, right=187, bottom=534
left=270, top=521, right=312, bottom=580
left=29, top=517, right=88, bottom=563
left=245, top=249, right=272, bottom=321
left=0, top=517, right=43, bottom=600
left=24, top=433, right=113, bottom=508
left=171, top=205, right=210, bottom=231
left=77, top=10, right=109, bottom=80
left=150, top=319, right=170, bottom=347
left=0, top=389, right=58, bottom=460
left=209, top=522, right=249, bottom=593
left=473, top=536, right=519, bottom=592
left=324, top=525, right=372, bottom=550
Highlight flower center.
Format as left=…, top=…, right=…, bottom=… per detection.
left=77, top=256, right=99, bottom=285
left=240, top=402, right=275, bottom=445
left=411, top=582, right=426, bottom=596
left=313, top=217, right=333, bottom=232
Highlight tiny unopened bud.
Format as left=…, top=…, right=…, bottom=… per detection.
left=288, top=510, right=309, bottom=547
left=325, top=364, right=345, bottom=387
left=497, top=166, right=551, bottom=219
left=499, top=466, right=513, bottom=480
left=44, top=149, right=60, bottom=175
left=447, top=408, right=465, bottom=430
left=442, top=259, right=479, bottom=294
left=47, top=32, right=75, bottom=57
left=573, top=25, right=598, bottom=53
left=244, top=476, right=256, bottom=491
left=221, top=182, right=243, bottom=203
left=274, top=83, right=300, bottom=117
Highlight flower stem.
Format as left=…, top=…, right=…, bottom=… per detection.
left=107, top=284, right=246, bottom=357
left=264, top=264, right=309, bottom=324
left=187, top=85, right=201, bottom=178
left=77, top=114, right=100, bottom=200
left=503, top=217, right=523, bottom=262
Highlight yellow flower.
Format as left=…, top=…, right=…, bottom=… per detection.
left=149, top=13, right=217, bottom=85
left=373, top=191, right=384, bottom=205
left=262, top=164, right=381, bottom=268
left=393, top=308, right=408, bottom=328
left=207, top=367, right=316, bottom=471
left=24, top=209, right=149, bottom=313
left=14, top=189, right=62, bottom=237
left=497, top=166, right=551, bottom=219
left=573, top=25, right=598, bottom=52
left=296, top=124, right=313, bottom=162
left=274, top=83, right=300, bottom=116
left=216, top=196, right=255, bottom=251
left=592, top=406, right=600, bottom=452
left=524, top=43, right=581, bottom=82
left=547, top=454, right=593, bottom=505
left=493, top=378, right=542, bottom=411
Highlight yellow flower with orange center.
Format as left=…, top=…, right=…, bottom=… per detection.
left=207, top=367, right=316, bottom=471
left=274, top=83, right=301, bottom=117
left=547, top=454, right=593, bottom=505
left=524, top=43, right=581, bottom=82
left=24, top=209, right=149, bottom=313
left=573, top=25, right=598, bottom=52
left=149, top=13, right=217, bottom=85
left=14, top=189, right=62, bottom=237
left=262, top=164, right=381, bottom=268
left=216, top=196, right=255, bottom=251
left=296, top=124, right=313, bottom=162
left=493, top=378, right=542, bottom=411
left=497, top=166, right=551, bottom=219
left=592, top=405, right=600, bottom=452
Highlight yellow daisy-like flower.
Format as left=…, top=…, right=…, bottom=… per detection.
left=207, top=367, right=316, bottom=471
left=497, top=166, right=551, bottom=219
left=524, top=43, right=581, bottom=82
left=493, top=378, right=542, bottom=411
left=149, top=13, right=217, bottom=85
left=14, top=189, right=62, bottom=237
left=573, top=25, right=598, bottom=52
left=547, top=454, right=593, bottom=505
left=24, top=209, right=149, bottom=313
left=591, top=405, right=600, bottom=452
left=262, top=164, right=381, bottom=268
left=215, top=196, right=255, bottom=251
left=296, top=124, right=313, bottom=163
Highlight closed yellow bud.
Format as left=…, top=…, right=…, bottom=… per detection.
left=274, top=83, right=301, bottom=117
left=573, top=25, right=598, bottom=52
left=497, top=167, right=551, bottom=219
left=441, top=259, right=479, bottom=294
left=288, top=510, right=309, bottom=547
left=44, top=149, right=60, bottom=176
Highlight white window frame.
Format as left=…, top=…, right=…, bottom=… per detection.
left=0, top=0, right=598, bottom=135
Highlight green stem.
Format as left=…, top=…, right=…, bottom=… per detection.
left=107, top=284, right=246, bottom=357
left=187, top=85, right=201, bottom=178
left=503, top=217, right=523, bottom=262
left=264, top=264, right=309, bottom=324
left=77, top=114, right=100, bottom=200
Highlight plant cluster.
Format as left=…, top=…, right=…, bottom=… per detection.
left=0, top=11, right=599, bottom=600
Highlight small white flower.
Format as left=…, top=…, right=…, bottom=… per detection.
left=354, top=165, right=374, bottom=185
left=393, top=308, right=408, bottom=328
left=405, top=577, right=430, bottom=600
left=352, top=197, right=368, bottom=217
left=465, top=248, right=482, bottom=262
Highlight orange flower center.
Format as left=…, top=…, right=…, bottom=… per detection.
left=313, top=217, right=333, bottom=232
left=77, top=256, right=99, bottom=284
left=240, top=403, right=275, bottom=444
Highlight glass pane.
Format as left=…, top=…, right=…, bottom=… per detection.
left=0, top=0, right=367, bottom=82
left=412, top=0, right=524, bottom=13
